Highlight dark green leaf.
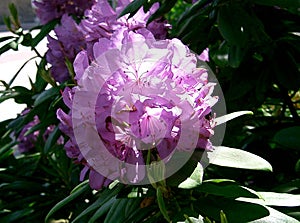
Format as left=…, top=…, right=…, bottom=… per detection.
left=273, top=126, right=300, bottom=150
left=0, top=41, right=13, bottom=55
left=118, top=0, right=148, bottom=18
left=252, top=0, right=300, bottom=9
left=273, top=179, right=300, bottom=193
left=31, top=19, right=59, bottom=47
left=0, top=142, right=15, bottom=162
left=43, top=126, right=61, bottom=153
left=33, top=87, right=60, bottom=107
left=195, top=180, right=259, bottom=198
left=217, top=4, right=248, bottom=46
left=0, top=36, right=15, bottom=43
left=0, top=209, right=34, bottom=222
left=194, top=197, right=269, bottom=223
left=148, top=0, right=177, bottom=24
left=156, top=187, right=170, bottom=222
left=228, top=45, right=245, bottom=68
left=45, top=180, right=90, bottom=222
left=88, top=197, right=116, bottom=223
left=3, top=16, right=12, bottom=31
left=8, top=3, right=19, bottom=26
left=103, top=197, right=143, bottom=223
left=71, top=184, right=123, bottom=223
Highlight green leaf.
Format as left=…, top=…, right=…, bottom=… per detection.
left=148, top=0, right=177, bottom=24
left=156, top=187, right=170, bottom=222
left=45, top=180, right=89, bottom=223
left=0, top=41, right=14, bottom=55
left=0, top=142, right=15, bottom=162
left=88, top=197, right=116, bottom=223
left=209, top=146, right=273, bottom=171
left=195, top=180, right=259, bottom=198
left=295, top=159, right=300, bottom=173
left=178, top=162, right=204, bottom=189
left=118, top=0, right=148, bottom=18
left=3, top=16, right=12, bottom=32
left=72, top=184, right=123, bottom=223
left=43, top=126, right=61, bottom=153
left=37, top=57, right=57, bottom=87
left=0, top=209, right=34, bottom=222
left=33, top=87, right=60, bottom=107
left=228, top=45, right=245, bottom=68
left=254, top=192, right=300, bottom=207
left=220, top=210, right=228, bottom=223
left=273, top=126, right=300, bottom=150
left=0, top=36, right=15, bottom=43
left=247, top=206, right=299, bottom=223
left=31, top=19, right=59, bottom=47
left=217, top=4, right=247, bottom=47
left=194, top=197, right=269, bottom=223
left=103, top=197, right=143, bottom=223
left=252, top=0, right=300, bottom=9
left=215, top=111, right=253, bottom=126
left=273, top=179, right=300, bottom=193
left=8, top=3, right=19, bottom=26
left=177, top=0, right=211, bottom=26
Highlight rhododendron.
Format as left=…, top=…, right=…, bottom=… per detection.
left=46, top=15, right=86, bottom=82
left=57, top=30, right=217, bottom=189
left=45, top=0, right=169, bottom=83
left=33, top=0, right=95, bottom=24
left=16, top=109, right=64, bottom=153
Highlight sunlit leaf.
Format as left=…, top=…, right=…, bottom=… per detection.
left=209, top=146, right=273, bottom=171
left=215, top=111, right=253, bottom=126
left=178, top=162, right=204, bottom=189
left=247, top=206, right=299, bottom=223
left=238, top=192, right=300, bottom=207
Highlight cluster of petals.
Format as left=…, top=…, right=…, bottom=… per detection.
left=33, top=0, right=95, bottom=24
left=38, top=0, right=169, bottom=83
left=57, top=26, right=217, bottom=188
left=16, top=109, right=63, bottom=154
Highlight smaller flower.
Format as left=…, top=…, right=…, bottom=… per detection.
left=16, top=109, right=64, bottom=154
left=33, top=0, right=95, bottom=24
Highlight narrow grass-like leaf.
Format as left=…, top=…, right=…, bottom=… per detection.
left=45, top=180, right=89, bottom=223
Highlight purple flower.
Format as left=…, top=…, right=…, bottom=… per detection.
left=17, top=109, right=64, bottom=153
left=17, top=113, right=40, bottom=153
left=198, top=48, right=210, bottom=62
left=33, top=0, right=95, bottom=24
left=58, top=30, right=217, bottom=189
left=46, top=15, right=86, bottom=83
left=78, top=1, right=168, bottom=56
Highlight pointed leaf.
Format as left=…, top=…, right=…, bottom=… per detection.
left=248, top=206, right=299, bottom=223
left=118, top=0, right=147, bottom=18
left=45, top=180, right=89, bottom=222
left=178, top=162, right=204, bottom=189
left=215, top=111, right=253, bottom=126
left=209, top=146, right=273, bottom=171
left=31, top=19, right=59, bottom=47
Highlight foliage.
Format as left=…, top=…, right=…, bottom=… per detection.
left=0, top=0, right=299, bottom=223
